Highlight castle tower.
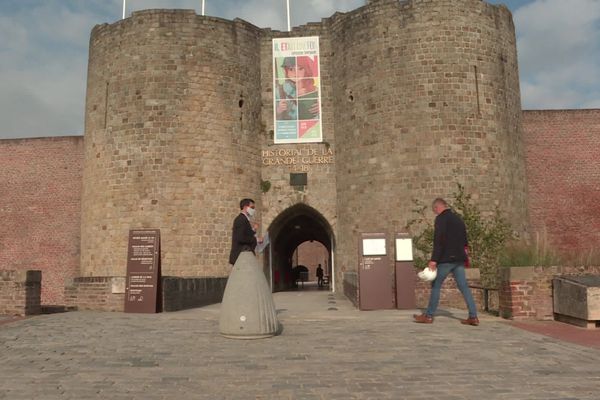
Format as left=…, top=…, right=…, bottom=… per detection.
left=328, top=0, right=527, bottom=288
left=81, top=10, right=263, bottom=278
left=78, top=0, right=527, bottom=308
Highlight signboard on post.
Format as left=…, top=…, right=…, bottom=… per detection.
left=395, top=233, right=416, bottom=309
left=358, top=233, right=394, bottom=310
left=124, top=229, right=161, bottom=313
left=272, top=36, right=322, bottom=144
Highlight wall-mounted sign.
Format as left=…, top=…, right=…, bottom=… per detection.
left=124, top=229, right=161, bottom=313
left=261, top=146, right=334, bottom=172
left=272, top=36, right=322, bottom=144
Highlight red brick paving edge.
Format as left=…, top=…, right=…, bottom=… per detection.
left=508, top=320, right=600, bottom=350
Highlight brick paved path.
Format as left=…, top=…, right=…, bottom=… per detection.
left=1, top=290, right=599, bottom=399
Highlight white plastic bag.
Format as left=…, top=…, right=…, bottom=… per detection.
left=418, top=267, right=437, bottom=282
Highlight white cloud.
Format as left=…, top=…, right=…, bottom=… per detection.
left=515, top=0, right=600, bottom=109
left=217, top=0, right=365, bottom=30
left=0, top=0, right=598, bottom=139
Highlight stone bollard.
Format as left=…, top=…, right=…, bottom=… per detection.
left=219, top=252, right=279, bottom=339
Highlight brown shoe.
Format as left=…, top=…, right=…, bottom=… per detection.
left=460, top=317, right=479, bottom=326
left=413, top=314, right=433, bottom=324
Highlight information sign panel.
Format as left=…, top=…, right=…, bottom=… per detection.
left=124, top=229, right=161, bottom=313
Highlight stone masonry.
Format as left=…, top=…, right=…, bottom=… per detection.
left=82, top=0, right=527, bottom=300
left=2, top=1, right=599, bottom=311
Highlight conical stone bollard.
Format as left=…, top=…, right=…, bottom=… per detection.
left=219, top=251, right=280, bottom=339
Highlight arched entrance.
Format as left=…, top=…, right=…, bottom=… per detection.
left=266, top=204, right=334, bottom=292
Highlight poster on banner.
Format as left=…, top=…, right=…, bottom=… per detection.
left=272, top=36, right=322, bottom=144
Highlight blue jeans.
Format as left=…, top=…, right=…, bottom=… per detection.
left=426, top=262, right=477, bottom=318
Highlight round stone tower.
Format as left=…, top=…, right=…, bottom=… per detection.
left=330, top=0, right=527, bottom=275
left=81, top=10, right=263, bottom=277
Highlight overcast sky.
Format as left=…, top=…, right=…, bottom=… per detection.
left=0, top=0, right=599, bottom=139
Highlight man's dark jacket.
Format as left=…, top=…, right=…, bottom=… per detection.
left=229, top=213, right=257, bottom=265
left=431, top=209, right=468, bottom=264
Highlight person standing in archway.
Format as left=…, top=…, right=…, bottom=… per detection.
left=316, top=263, right=324, bottom=287
left=229, top=198, right=261, bottom=266
left=413, top=198, right=479, bottom=326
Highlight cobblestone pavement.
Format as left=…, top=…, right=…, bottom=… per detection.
left=1, top=290, right=599, bottom=399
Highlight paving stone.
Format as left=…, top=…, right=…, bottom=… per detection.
left=1, top=291, right=599, bottom=399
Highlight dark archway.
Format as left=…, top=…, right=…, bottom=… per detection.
left=266, top=204, right=334, bottom=292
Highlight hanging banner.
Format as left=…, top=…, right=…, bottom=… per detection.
left=272, top=36, right=322, bottom=144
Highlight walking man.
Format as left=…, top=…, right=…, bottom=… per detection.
left=414, top=198, right=479, bottom=326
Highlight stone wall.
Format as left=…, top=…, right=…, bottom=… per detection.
left=343, top=272, right=359, bottom=308
left=162, top=277, right=227, bottom=311
left=82, top=10, right=263, bottom=279
left=499, top=266, right=600, bottom=320
left=0, top=270, right=42, bottom=316
left=11, top=2, right=598, bottom=313
left=0, top=137, right=83, bottom=305
left=331, top=0, right=528, bottom=292
left=65, top=275, right=227, bottom=312
left=522, top=109, right=600, bottom=256
left=259, top=24, right=338, bottom=291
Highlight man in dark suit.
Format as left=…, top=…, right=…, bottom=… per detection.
left=413, top=198, right=479, bottom=326
left=229, top=198, right=259, bottom=265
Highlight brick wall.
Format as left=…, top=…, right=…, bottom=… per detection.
left=499, top=265, right=600, bottom=320
left=293, top=241, right=329, bottom=280
left=522, top=109, right=600, bottom=255
left=0, top=137, right=83, bottom=305
left=65, top=277, right=125, bottom=312
left=0, top=270, right=42, bottom=316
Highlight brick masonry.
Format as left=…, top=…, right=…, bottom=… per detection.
left=293, top=241, right=329, bottom=280
left=0, top=270, right=42, bottom=316
left=499, top=265, right=600, bottom=320
left=65, top=277, right=125, bottom=312
left=522, top=109, right=600, bottom=256
left=0, top=137, right=83, bottom=305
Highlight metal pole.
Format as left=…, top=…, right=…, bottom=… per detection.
left=269, top=243, right=273, bottom=291
left=286, top=0, right=291, bottom=31
left=122, top=0, right=126, bottom=19
left=330, top=236, right=335, bottom=293
left=202, top=0, right=205, bottom=16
